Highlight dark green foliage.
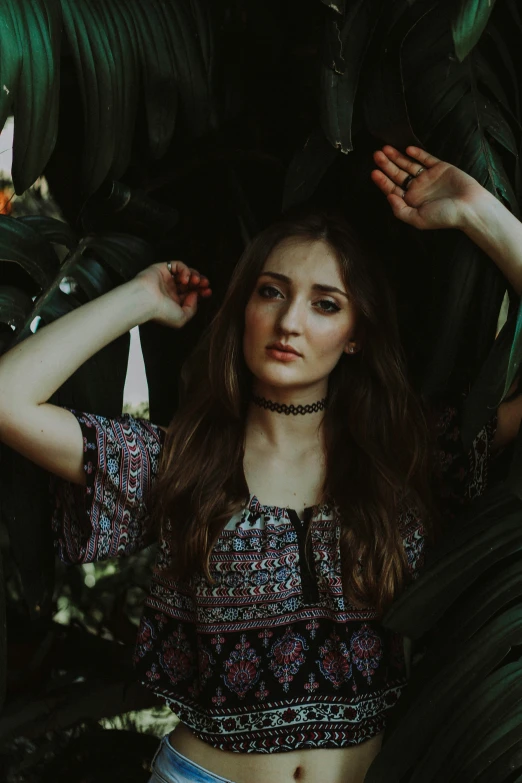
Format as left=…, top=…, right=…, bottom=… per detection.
left=0, top=0, right=521, bottom=779
left=452, top=0, right=499, bottom=63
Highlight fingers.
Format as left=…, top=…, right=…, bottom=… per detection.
left=167, top=261, right=211, bottom=297
left=370, top=168, right=408, bottom=199
left=405, top=146, right=440, bottom=167
left=379, top=145, right=440, bottom=171
left=372, top=145, right=440, bottom=192
left=373, top=150, right=418, bottom=190
left=180, top=289, right=199, bottom=316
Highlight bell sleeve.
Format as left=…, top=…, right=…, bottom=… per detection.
left=49, top=408, right=166, bottom=565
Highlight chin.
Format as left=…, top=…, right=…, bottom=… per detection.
left=248, top=358, right=331, bottom=396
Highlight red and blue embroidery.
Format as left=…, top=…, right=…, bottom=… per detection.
left=268, top=626, right=309, bottom=692
left=317, top=629, right=352, bottom=689
left=350, top=624, right=383, bottom=685
left=222, top=633, right=262, bottom=698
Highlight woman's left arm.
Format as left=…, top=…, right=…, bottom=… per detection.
left=371, top=144, right=522, bottom=452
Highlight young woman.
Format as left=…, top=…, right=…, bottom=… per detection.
left=0, top=145, right=520, bottom=783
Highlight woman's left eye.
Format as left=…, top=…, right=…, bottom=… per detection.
left=316, top=299, right=340, bottom=313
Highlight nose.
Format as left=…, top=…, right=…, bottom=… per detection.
left=276, top=295, right=305, bottom=335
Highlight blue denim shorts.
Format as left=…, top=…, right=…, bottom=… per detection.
left=148, top=734, right=235, bottom=783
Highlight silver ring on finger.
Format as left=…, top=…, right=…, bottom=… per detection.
left=414, top=166, right=426, bottom=177
left=167, top=261, right=173, bottom=275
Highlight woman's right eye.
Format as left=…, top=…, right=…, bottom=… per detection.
left=258, top=285, right=282, bottom=298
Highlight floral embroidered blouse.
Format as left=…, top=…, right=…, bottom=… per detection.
left=49, top=397, right=498, bottom=754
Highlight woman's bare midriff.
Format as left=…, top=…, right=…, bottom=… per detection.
left=168, top=722, right=384, bottom=783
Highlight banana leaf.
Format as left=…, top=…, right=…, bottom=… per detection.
left=453, top=705, right=522, bottom=783
left=12, top=0, right=62, bottom=194
left=282, top=125, right=338, bottom=210
left=0, top=213, right=61, bottom=292
left=60, top=0, right=116, bottom=195
left=127, top=0, right=179, bottom=160
left=95, top=0, right=140, bottom=181
left=0, top=285, right=33, bottom=333
left=406, top=662, right=522, bottom=783
left=362, top=5, right=421, bottom=150
left=16, top=215, right=78, bottom=250
left=80, top=233, right=154, bottom=281
left=395, top=0, right=520, bottom=394
left=160, top=0, right=214, bottom=137
left=364, top=606, right=522, bottom=782
left=472, top=744, right=522, bottom=783
left=452, top=0, right=499, bottom=62
left=320, top=0, right=383, bottom=153
left=460, top=306, right=516, bottom=454
left=440, top=559, right=522, bottom=643
left=0, top=1, right=23, bottom=137
left=382, top=488, right=522, bottom=638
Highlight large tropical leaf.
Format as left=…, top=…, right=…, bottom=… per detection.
left=127, top=0, right=179, bottom=160
left=60, top=0, right=117, bottom=196
left=405, top=661, right=522, bottom=783
left=0, top=2, right=23, bottom=135
left=55, top=0, right=227, bottom=196
left=365, top=605, right=522, bottom=782
left=382, top=487, right=521, bottom=638
left=95, top=0, right=140, bottom=182
left=362, top=4, right=422, bottom=151
left=282, top=125, right=338, bottom=210
left=452, top=0, right=499, bottom=62
left=159, top=0, right=216, bottom=136
left=11, top=0, right=62, bottom=195
left=0, top=213, right=61, bottom=291
left=398, top=1, right=520, bottom=395
left=319, top=0, right=383, bottom=153
left=459, top=306, right=520, bottom=483
left=0, top=285, right=34, bottom=334
left=16, top=215, right=78, bottom=250
left=10, top=231, right=153, bottom=346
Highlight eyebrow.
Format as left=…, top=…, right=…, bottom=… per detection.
left=258, top=271, right=349, bottom=299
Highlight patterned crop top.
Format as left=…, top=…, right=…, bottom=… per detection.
left=49, top=398, right=498, bottom=754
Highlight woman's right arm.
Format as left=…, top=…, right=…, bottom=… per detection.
left=0, top=260, right=210, bottom=486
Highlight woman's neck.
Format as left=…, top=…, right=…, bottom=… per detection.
left=245, top=392, right=326, bottom=455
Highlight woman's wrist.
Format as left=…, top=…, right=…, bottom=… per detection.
left=124, top=277, right=160, bottom=326
left=456, top=187, right=499, bottom=234
left=456, top=188, right=522, bottom=296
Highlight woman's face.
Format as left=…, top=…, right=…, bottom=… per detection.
left=243, top=238, right=359, bottom=397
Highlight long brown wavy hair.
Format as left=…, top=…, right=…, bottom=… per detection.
left=149, top=206, right=440, bottom=618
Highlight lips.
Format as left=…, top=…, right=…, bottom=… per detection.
left=267, top=342, right=300, bottom=356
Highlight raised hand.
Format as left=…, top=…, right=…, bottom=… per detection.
left=134, top=260, right=212, bottom=329
left=371, top=145, right=485, bottom=231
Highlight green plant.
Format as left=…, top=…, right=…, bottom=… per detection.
left=0, top=1, right=521, bottom=779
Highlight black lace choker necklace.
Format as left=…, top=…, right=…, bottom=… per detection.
left=251, top=394, right=327, bottom=415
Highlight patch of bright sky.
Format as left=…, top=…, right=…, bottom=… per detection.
left=0, top=116, right=13, bottom=175
left=124, top=326, right=149, bottom=408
